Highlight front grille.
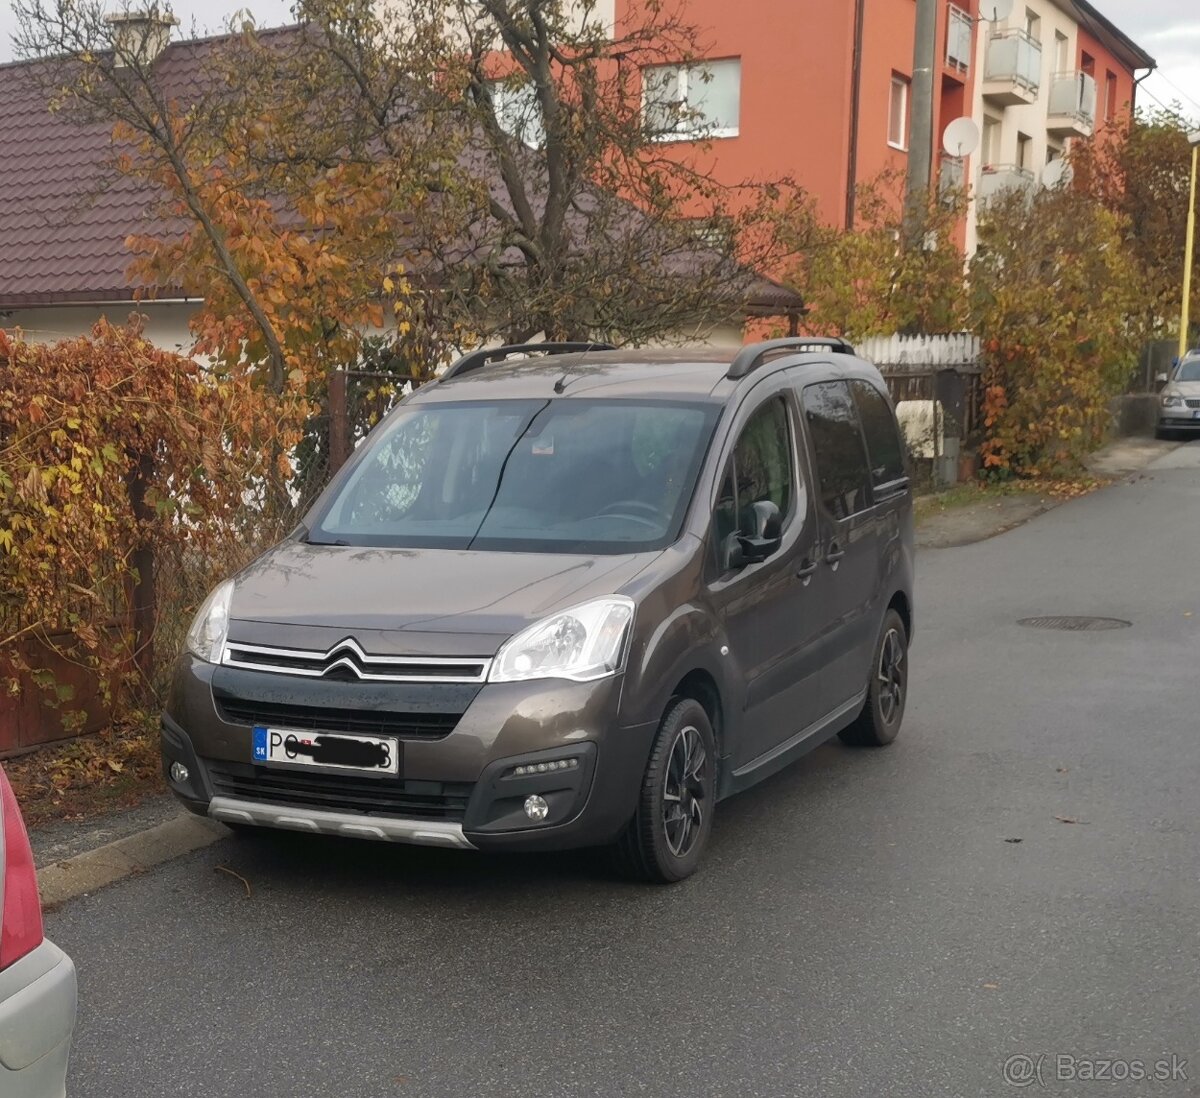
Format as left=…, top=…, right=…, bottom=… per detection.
left=206, top=760, right=472, bottom=820
left=222, top=639, right=489, bottom=684
left=1186, top=399, right=1200, bottom=409
left=214, top=694, right=460, bottom=740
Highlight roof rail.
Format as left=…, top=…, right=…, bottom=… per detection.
left=441, top=341, right=616, bottom=381
left=726, top=337, right=855, bottom=381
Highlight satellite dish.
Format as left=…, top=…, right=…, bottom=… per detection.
left=1042, top=159, right=1074, bottom=189
left=942, top=117, right=981, bottom=158
left=982, top=0, right=1014, bottom=21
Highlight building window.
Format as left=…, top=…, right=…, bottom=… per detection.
left=1105, top=72, right=1118, bottom=120
left=1054, top=31, right=1069, bottom=73
left=888, top=74, right=910, bottom=150
left=643, top=59, right=740, bottom=140
left=1016, top=131, right=1032, bottom=170
left=1024, top=9, right=1041, bottom=42
left=982, top=114, right=1001, bottom=168
left=1081, top=50, right=1096, bottom=77
left=487, top=80, right=545, bottom=148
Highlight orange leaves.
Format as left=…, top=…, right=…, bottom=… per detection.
left=0, top=318, right=250, bottom=709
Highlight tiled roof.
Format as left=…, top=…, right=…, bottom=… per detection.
left=0, top=28, right=802, bottom=316
left=0, top=42, right=193, bottom=307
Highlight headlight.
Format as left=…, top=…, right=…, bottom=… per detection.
left=489, top=597, right=634, bottom=683
left=185, top=580, right=234, bottom=664
left=1162, top=394, right=1184, bottom=407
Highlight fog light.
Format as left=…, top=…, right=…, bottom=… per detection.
left=523, top=794, right=549, bottom=822
left=169, top=762, right=189, bottom=784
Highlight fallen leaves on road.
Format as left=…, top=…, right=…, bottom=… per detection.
left=1054, top=815, right=1089, bottom=825
left=215, top=864, right=253, bottom=899
left=1003, top=838, right=1023, bottom=844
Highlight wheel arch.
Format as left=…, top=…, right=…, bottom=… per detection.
left=887, top=589, right=912, bottom=642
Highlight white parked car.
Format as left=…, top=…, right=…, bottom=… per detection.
left=0, top=765, right=76, bottom=1097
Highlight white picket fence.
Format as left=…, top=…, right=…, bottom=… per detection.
left=856, top=332, right=981, bottom=371
left=854, top=333, right=982, bottom=468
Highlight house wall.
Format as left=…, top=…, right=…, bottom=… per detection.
left=966, top=0, right=1079, bottom=254
left=1076, top=24, right=1136, bottom=131
left=1, top=301, right=748, bottom=354
left=1, top=301, right=201, bottom=354
left=617, top=0, right=858, bottom=228
left=615, top=0, right=981, bottom=239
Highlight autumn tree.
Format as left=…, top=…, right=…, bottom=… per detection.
left=241, top=0, right=797, bottom=345
left=1071, top=105, right=1200, bottom=345
left=971, top=186, right=1143, bottom=477
left=778, top=172, right=970, bottom=339
left=0, top=319, right=254, bottom=712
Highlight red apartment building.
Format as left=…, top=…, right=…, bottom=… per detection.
left=622, top=0, right=1152, bottom=235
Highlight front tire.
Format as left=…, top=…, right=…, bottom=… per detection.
left=839, top=609, right=908, bottom=747
left=612, top=697, right=716, bottom=883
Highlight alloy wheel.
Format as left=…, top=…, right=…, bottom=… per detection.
left=662, top=724, right=708, bottom=858
left=877, top=627, right=905, bottom=725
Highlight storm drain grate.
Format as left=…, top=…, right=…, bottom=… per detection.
left=1018, top=616, right=1132, bottom=632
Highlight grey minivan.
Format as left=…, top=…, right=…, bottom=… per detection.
left=164, top=339, right=914, bottom=882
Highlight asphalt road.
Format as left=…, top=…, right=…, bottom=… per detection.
left=46, top=450, right=1200, bottom=1098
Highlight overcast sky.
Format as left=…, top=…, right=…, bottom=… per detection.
left=1, top=0, right=1197, bottom=122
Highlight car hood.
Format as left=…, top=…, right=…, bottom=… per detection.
left=1165, top=380, right=1200, bottom=397
left=226, top=539, right=660, bottom=653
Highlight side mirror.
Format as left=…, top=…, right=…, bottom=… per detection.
left=736, top=500, right=783, bottom=564
left=1156, top=372, right=1168, bottom=383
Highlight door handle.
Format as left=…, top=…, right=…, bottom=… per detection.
left=796, top=557, right=818, bottom=584
left=826, top=542, right=846, bottom=564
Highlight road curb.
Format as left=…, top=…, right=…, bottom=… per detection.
left=38, top=813, right=228, bottom=909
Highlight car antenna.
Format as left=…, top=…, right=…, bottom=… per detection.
left=553, top=372, right=569, bottom=394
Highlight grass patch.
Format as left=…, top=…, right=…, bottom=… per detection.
left=6, top=712, right=164, bottom=829
left=915, top=475, right=1108, bottom=524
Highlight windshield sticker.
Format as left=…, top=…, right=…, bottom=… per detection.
left=532, top=436, right=555, bottom=456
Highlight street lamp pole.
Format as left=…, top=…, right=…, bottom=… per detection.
left=1180, top=132, right=1200, bottom=362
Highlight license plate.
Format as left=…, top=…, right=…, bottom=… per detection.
left=252, top=726, right=400, bottom=775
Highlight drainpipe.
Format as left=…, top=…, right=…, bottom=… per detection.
left=845, top=0, right=867, bottom=230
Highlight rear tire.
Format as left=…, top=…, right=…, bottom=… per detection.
left=612, top=697, right=716, bottom=883
left=839, top=609, right=908, bottom=747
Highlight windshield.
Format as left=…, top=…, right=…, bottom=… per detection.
left=308, top=398, right=720, bottom=553
left=1177, top=359, right=1200, bottom=382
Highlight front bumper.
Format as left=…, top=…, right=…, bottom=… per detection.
left=162, top=655, right=657, bottom=852
left=0, top=938, right=77, bottom=1098
left=1158, top=410, right=1200, bottom=429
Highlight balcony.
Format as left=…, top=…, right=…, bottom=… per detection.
left=946, top=4, right=973, bottom=72
left=939, top=154, right=966, bottom=202
left=978, top=164, right=1037, bottom=204
left=982, top=29, right=1042, bottom=106
left=1047, top=71, right=1097, bottom=137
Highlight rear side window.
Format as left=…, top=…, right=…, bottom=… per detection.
left=802, top=381, right=871, bottom=519
left=851, top=380, right=907, bottom=487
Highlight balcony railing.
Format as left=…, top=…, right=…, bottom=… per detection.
left=939, top=154, right=966, bottom=200
left=983, top=29, right=1042, bottom=104
left=978, top=164, right=1037, bottom=204
left=946, top=4, right=973, bottom=72
left=1047, top=70, right=1097, bottom=135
